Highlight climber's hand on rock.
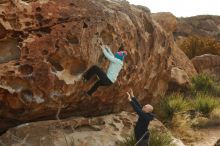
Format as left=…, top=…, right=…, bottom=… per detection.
left=126, top=92, right=131, bottom=101
left=101, top=45, right=105, bottom=50
left=129, top=88, right=134, bottom=97
left=105, top=45, right=110, bottom=49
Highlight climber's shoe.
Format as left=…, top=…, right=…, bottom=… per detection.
left=86, top=91, right=92, bottom=97
left=81, top=74, right=88, bottom=83
left=82, top=77, right=87, bottom=83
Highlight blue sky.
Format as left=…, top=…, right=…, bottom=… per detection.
left=127, top=0, right=220, bottom=17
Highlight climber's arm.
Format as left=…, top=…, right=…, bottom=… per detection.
left=102, top=46, right=117, bottom=62
left=106, top=47, right=114, bottom=57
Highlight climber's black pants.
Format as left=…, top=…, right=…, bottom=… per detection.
left=83, top=65, right=112, bottom=95
left=137, top=139, right=149, bottom=146
left=136, top=132, right=150, bottom=146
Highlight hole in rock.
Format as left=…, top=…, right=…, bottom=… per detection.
left=18, top=64, right=33, bottom=75
left=25, top=22, right=31, bottom=27
left=23, top=14, right=28, bottom=18
left=36, top=14, right=44, bottom=22
left=48, top=57, right=64, bottom=71
left=58, top=17, right=70, bottom=23
left=21, top=0, right=37, bottom=3
left=69, top=59, right=87, bottom=75
left=22, top=56, right=27, bottom=59
left=75, top=125, right=100, bottom=132
left=21, top=32, right=29, bottom=38
left=36, top=33, right=42, bottom=37
left=83, top=22, right=88, bottom=28
left=42, top=50, right=48, bottom=55
left=42, top=19, right=51, bottom=25
left=66, top=33, right=80, bottom=44
left=21, top=89, right=33, bottom=102
left=38, top=27, right=51, bottom=34
left=55, top=40, right=59, bottom=49
left=0, top=38, right=20, bottom=63
left=11, top=31, right=23, bottom=38
left=30, top=15, right=34, bottom=19
left=162, top=41, right=165, bottom=47
left=69, top=2, right=76, bottom=6
left=36, top=7, right=41, bottom=12
left=0, top=23, right=7, bottom=39
left=33, top=27, right=52, bottom=36
left=86, top=18, right=90, bottom=22
left=7, top=71, right=15, bottom=74
left=14, top=62, right=20, bottom=66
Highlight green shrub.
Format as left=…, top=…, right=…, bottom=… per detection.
left=193, top=93, right=219, bottom=117
left=190, top=74, right=220, bottom=96
left=159, top=93, right=190, bottom=121
left=120, top=130, right=174, bottom=146
left=148, top=129, right=174, bottom=146
left=120, top=133, right=136, bottom=146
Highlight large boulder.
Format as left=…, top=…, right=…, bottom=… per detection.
left=152, top=12, right=177, bottom=33
left=0, top=0, right=196, bottom=132
left=0, top=112, right=185, bottom=146
left=191, top=54, right=220, bottom=81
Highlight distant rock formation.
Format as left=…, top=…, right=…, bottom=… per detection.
left=174, top=15, right=220, bottom=40
left=173, top=15, right=220, bottom=60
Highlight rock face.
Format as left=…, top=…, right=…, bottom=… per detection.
left=191, top=54, right=220, bottom=81
left=0, top=0, right=196, bottom=132
left=0, top=112, right=185, bottom=146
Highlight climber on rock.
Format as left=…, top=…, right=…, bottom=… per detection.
left=126, top=88, right=154, bottom=146
left=83, top=44, right=127, bottom=96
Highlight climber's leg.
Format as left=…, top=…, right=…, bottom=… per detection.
left=87, top=80, right=102, bottom=96
left=87, top=76, right=112, bottom=96
left=83, top=65, right=104, bottom=81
